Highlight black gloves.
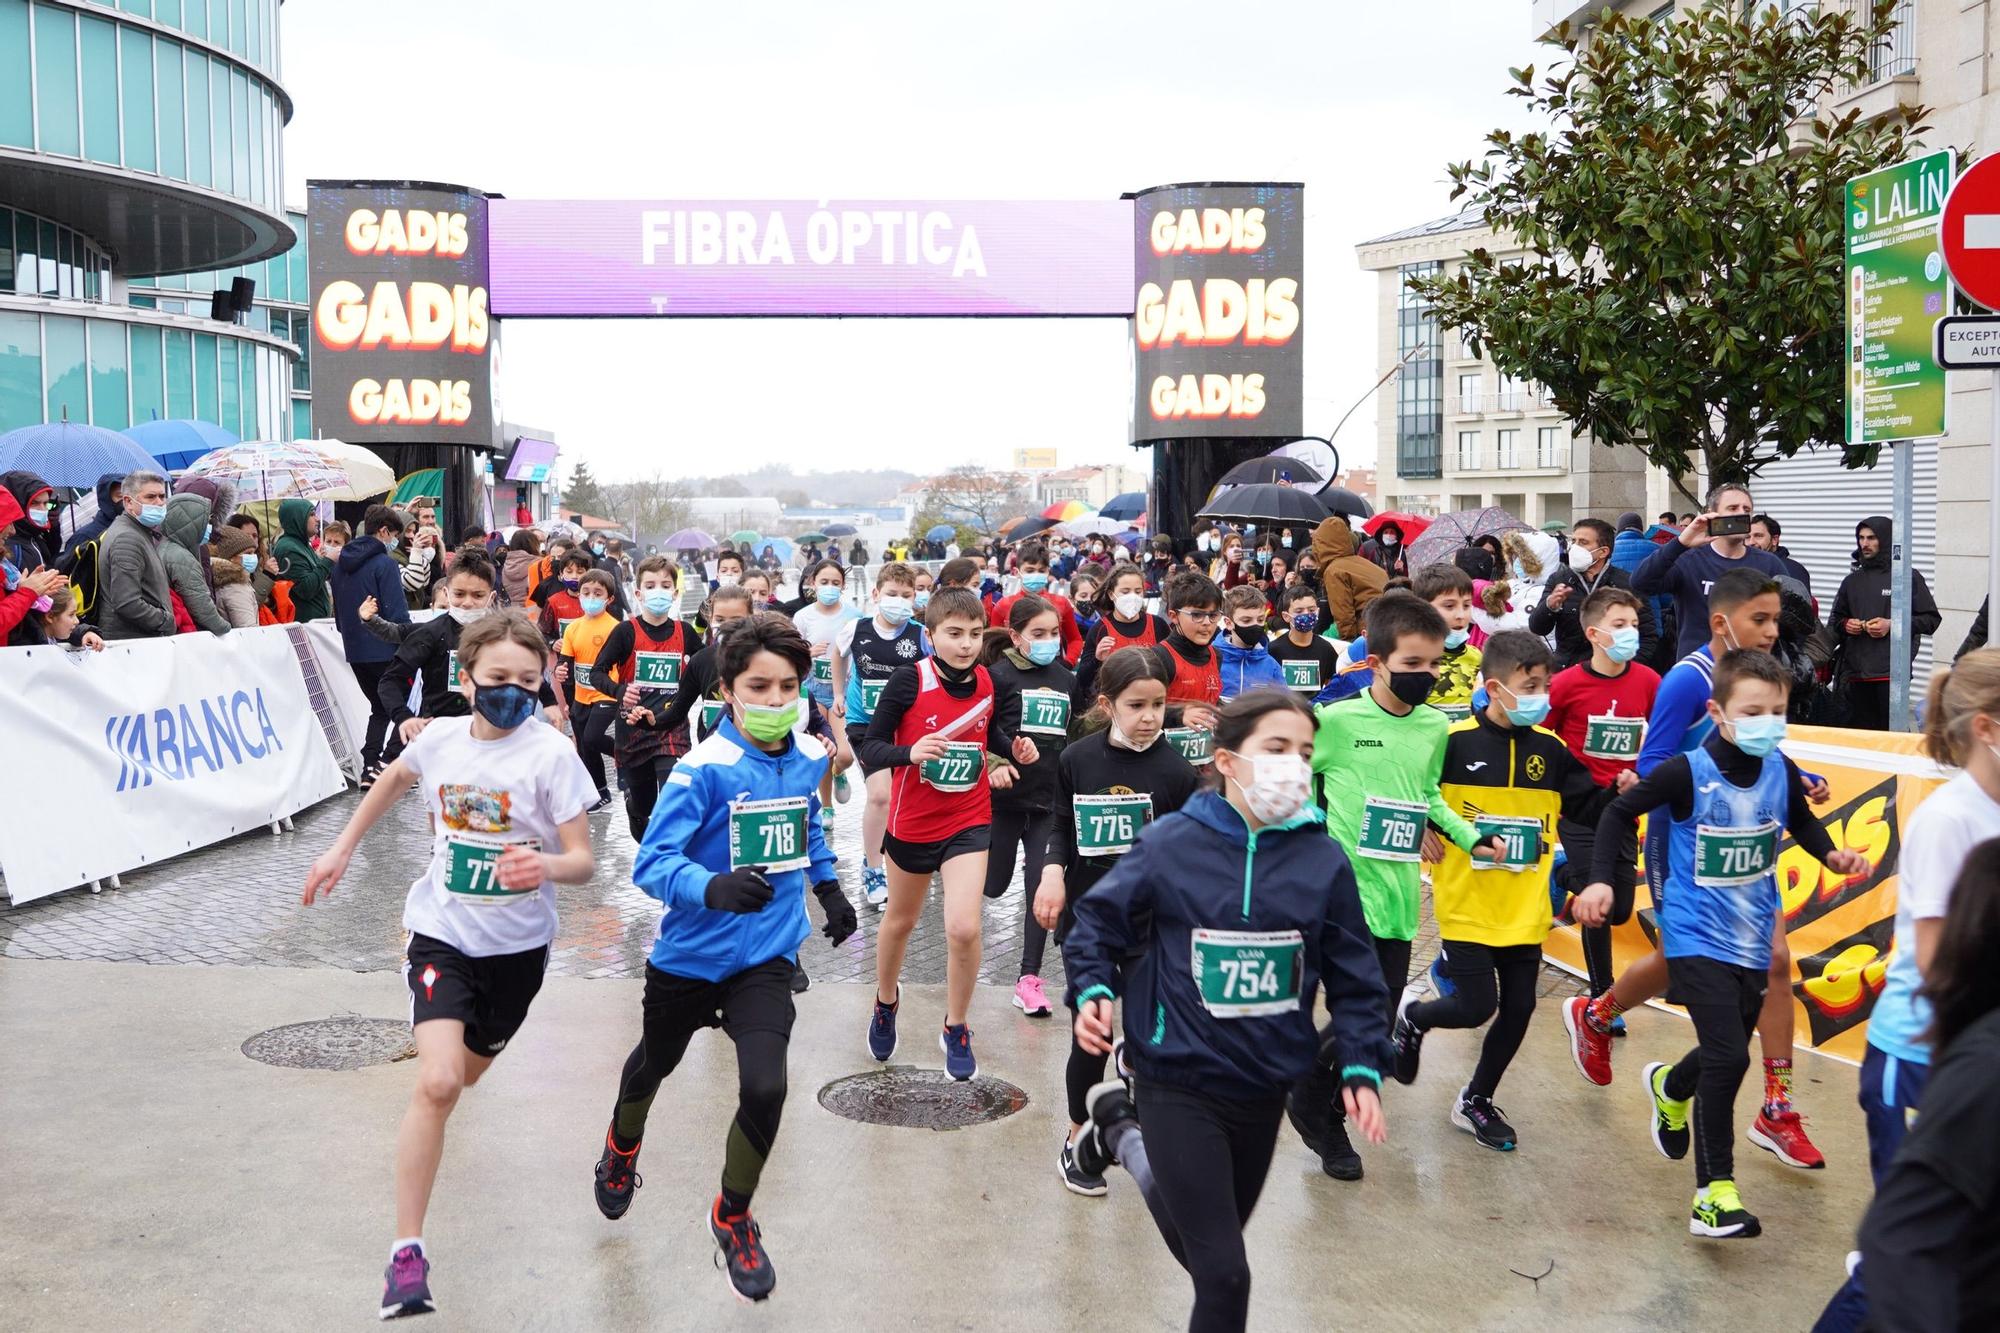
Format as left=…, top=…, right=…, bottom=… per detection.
left=814, top=880, right=857, bottom=946
left=704, top=868, right=774, bottom=913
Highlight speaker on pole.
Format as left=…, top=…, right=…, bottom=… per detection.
left=208, top=290, right=234, bottom=322
left=230, top=277, right=257, bottom=317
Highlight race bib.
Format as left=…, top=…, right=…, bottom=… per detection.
left=698, top=699, right=727, bottom=736
left=920, top=741, right=985, bottom=793
left=442, top=832, right=540, bottom=901
left=1073, top=793, right=1152, bottom=858
left=556, top=617, right=578, bottom=638
left=1282, top=658, right=1322, bottom=693
left=1164, top=726, right=1214, bottom=766
left=634, top=651, right=683, bottom=692
left=859, top=677, right=886, bottom=714
left=1472, top=814, right=1544, bottom=872
left=1356, top=796, right=1427, bottom=862
left=1190, top=928, right=1303, bottom=1018
left=572, top=663, right=594, bottom=692
left=445, top=649, right=461, bottom=691
left=1432, top=702, right=1472, bottom=723
left=1583, top=712, right=1645, bottom=761
left=728, top=796, right=810, bottom=873
left=1020, top=688, right=1071, bottom=737
left=1694, top=821, right=1779, bottom=888
left=812, top=656, right=834, bottom=685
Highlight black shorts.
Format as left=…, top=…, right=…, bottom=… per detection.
left=883, top=825, right=992, bottom=876
left=404, top=932, right=550, bottom=1058
left=1664, top=953, right=1767, bottom=1013
left=642, top=956, right=798, bottom=1042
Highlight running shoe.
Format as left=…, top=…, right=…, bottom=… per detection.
left=867, top=990, right=899, bottom=1062
left=710, top=1197, right=776, bottom=1302
left=834, top=770, right=852, bottom=804
left=863, top=865, right=888, bottom=910
left=820, top=807, right=836, bottom=833
left=1389, top=991, right=1425, bottom=1086
left=1644, top=1061, right=1691, bottom=1161
left=1689, top=1180, right=1761, bottom=1240
left=1318, top=1116, right=1364, bottom=1181
left=1057, top=1136, right=1108, bottom=1197
left=1428, top=952, right=1457, bottom=999
left=1561, top=995, right=1613, bottom=1087
left=585, top=791, right=615, bottom=814
left=357, top=761, right=384, bottom=792
left=1082, top=1077, right=1139, bottom=1173
left=1451, top=1088, right=1517, bottom=1151
left=592, top=1126, right=643, bottom=1220
left=1748, top=1106, right=1826, bottom=1169
left=790, top=963, right=810, bottom=995
left=379, top=1243, right=434, bottom=1319
left=940, top=1023, right=977, bottom=1081
left=1285, top=1067, right=1335, bottom=1155
left=1012, top=975, right=1052, bottom=1018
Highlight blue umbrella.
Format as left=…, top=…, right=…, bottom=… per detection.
left=758, top=536, right=794, bottom=562
left=1099, top=491, right=1146, bottom=522
left=925, top=523, right=956, bottom=542
left=824, top=522, right=858, bottom=537
left=124, top=418, right=240, bottom=472
left=0, top=419, right=157, bottom=489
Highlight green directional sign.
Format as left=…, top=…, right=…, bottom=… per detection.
left=1845, top=150, right=1954, bottom=447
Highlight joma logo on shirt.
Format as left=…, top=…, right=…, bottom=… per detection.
left=1353, top=738, right=1385, bottom=748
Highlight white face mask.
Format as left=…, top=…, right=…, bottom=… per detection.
left=1224, top=752, right=1312, bottom=824
left=1109, top=719, right=1160, bottom=752
left=1567, top=545, right=1596, bottom=571
left=1113, top=592, right=1146, bottom=620
left=447, top=606, right=485, bottom=626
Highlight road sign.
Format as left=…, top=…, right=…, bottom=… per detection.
left=1845, top=151, right=1954, bottom=447
left=1934, top=315, right=2000, bottom=369
left=1940, top=153, right=2000, bottom=311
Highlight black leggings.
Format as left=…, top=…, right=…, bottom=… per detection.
left=1407, top=940, right=1542, bottom=1099
left=621, top=754, right=677, bottom=842
left=1560, top=815, right=1637, bottom=997
left=574, top=701, right=617, bottom=793
left=1661, top=957, right=1765, bottom=1187
left=985, top=806, right=1055, bottom=975
left=1108, top=1081, right=1282, bottom=1333
left=1305, top=933, right=1407, bottom=1125
left=612, top=958, right=795, bottom=1202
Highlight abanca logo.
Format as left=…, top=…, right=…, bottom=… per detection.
left=105, top=689, right=285, bottom=791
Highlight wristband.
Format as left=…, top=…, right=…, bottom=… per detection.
left=1076, top=984, right=1116, bottom=1007
left=1340, top=1065, right=1383, bottom=1093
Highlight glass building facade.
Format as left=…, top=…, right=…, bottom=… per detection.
left=0, top=0, right=304, bottom=443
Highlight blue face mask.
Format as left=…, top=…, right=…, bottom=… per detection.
left=1726, top=713, right=1787, bottom=758
left=1496, top=681, right=1550, bottom=727
left=471, top=682, right=539, bottom=730
left=1445, top=628, right=1470, bottom=651
left=240, top=552, right=259, bottom=573
left=202, top=524, right=213, bottom=545
left=579, top=596, right=608, bottom=617
left=138, top=503, right=167, bottom=529
left=1022, top=572, right=1051, bottom=592
left=1024, top=638, right=1061, bottom=666
left=914, top=590, right=931, bottom=612
left=641, top=590, right=675, bottom=618
left=1602, top=625, right=1642, bottom=663
left=815, top=584, right=843, bottom=607
left=1290, top=611, right=1318, bottom=632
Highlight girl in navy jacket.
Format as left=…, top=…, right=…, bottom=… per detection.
left=1065, top=688, right=1390, bottom=1333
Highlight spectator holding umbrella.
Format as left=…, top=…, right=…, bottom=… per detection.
left=273, top=499, right=331, bottom=622
left=1829, top=515, right=1940, bottom=730
left=1359, top=520, right=1411, bottom=579
left=58, top=472, right=124, bottom=570
left=208, top=524, right=262, bottom=628
left=0, top=470, right=66, bottom=641
left=1, top=470, right=58, bottom=572
left=97, top=468, right=176, bottom=641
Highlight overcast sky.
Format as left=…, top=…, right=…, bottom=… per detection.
left=281, top=1, right=1541, bottom=483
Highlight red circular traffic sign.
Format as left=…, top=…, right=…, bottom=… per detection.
left=1942, top=154, right=2000, bottom=311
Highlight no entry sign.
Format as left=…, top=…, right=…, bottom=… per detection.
left=1941, top=154, right=2000, bottom=311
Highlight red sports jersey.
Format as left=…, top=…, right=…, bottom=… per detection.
left=1101, top=615, right=1161, bottom=651
left=1161, top=639, right=1222, bottom=708
left=1547, top=660, right=1662, bottom=787
left=888, top=658, right=995, bottom=843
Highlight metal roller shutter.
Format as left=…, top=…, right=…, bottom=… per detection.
left=1750, top=441, right=1938, bottom=678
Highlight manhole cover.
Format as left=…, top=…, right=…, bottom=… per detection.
left=818, top=1067, right=1028, bottom=1130
left=242, top=1018, right=415, bottom=1070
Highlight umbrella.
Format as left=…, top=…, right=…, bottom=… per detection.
left=1058, top=514, right=1134, bottom=538
left=925, top=523, right=957, bottom=542
left=1541, top=520, right=1569, bottom=534
left=1041, top=500, right=1094, bottom=522
left=178, top=440, right=394, bottom=503
left=1217, top=453, right=1324, bottom=489
left=1099, top=491, right=1147, bottom=522
left=0, top=419, right=157, bottom=489
left=1404, top=506, right=1533, bottom=571
left=1008, top=515, right=1061, bottom=541
left=757, top=536, right=795, bottom=561
left=730, top=529, right=762, bottom=547
left=664, top=528, right=716, bottom=551
left=823, top=522, right=858, bottom=537
left=392, top=468, right=446, bottom=507
left=794, top=531, right=830, bottom=545
left=997, top=515, right=1031, bottom=536
left=1272, top=439, right=1340, bottom=489
left=1319, top=487, right=1373, bottom=521
left=1362, top=511, right=1433, bottom=541
left=123, top=418, right=238, bottom=472
left=1197, top=483, right=1330, bottom=526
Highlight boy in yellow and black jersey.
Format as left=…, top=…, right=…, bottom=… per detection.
left=1387, top=630, right=1615, bottom=1152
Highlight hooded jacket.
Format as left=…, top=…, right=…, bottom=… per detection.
left=1216, top=633, right=1288, bottom=701
left=1064, top=790, right=1392, bottom=1100
left=1311, top=515, right=1386, bottom=640
left=271, top=498, right=330, bottom=621
left=502, top=548, right=537, bottom=606
left=0, top=475, right=53, bottom=639
left=160, top=494, right=230, bottom=634
left=1359, top=521, right=1411, bottom=578
left=97, top=510, right=176, bottom=640
left=59, top=472, right=124, bottom=569
left=1830, top=515, right=1940, bottom=682
left=1, top=470, right=56, bottom=571
left=333, top=534, right=411, bottom=664
left=209, top=525, right=261, bottom=628
left=1527, top=551, right=1655, bottom=669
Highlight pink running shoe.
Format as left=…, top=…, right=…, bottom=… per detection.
left=1012, top=974, right=1052, bottom=1018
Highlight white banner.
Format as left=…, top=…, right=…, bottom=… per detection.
left=0, top=626, right=348, bottom=905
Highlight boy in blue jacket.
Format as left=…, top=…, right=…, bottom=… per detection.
left=592, top=613, right=858, bottom=1304
left=1216, top=585, right=1286, bottom=702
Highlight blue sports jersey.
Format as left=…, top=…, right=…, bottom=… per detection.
left=843, top=616, right=929, bottom=725
left=1662, top=745, right=1788, bottom=970
left=1637, top=645, right=1715, bottom=777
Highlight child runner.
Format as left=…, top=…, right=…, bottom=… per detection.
left=793, top=557, right=860, bottom=825
left=557, top=569, right=622, bottom=812
left=861, top=587, right=1036, bottom=1079
left=592, top=614, right=857, bottom=1302
left=649, top=586, right=751, bottom=747
left=1291, top=591, right=1504, bottom=1180
left=1581, top=650, right=1867, bottom=1238
left=830, top=562, right=930, bottom=910
left=1151, top=570, right=1225, bottom=734
left=1267, top=583, right=1342, bottom=705
left=1215, top=584, right=1286, bottom=701
left=1389, top=630, right=1614, bottom=1150
left=1416, top=563, right=1483, bottom=720
left=1559, top=570, right=1833, bottom=1166
left=1073, top=561, right=1169, bottom=709
left=535, top=549, right=592, bottom=644
left=375, top=550, right=509, bottom=747
left=1034, top=647, right=1198, bottom=1195
left=301, top=612, right=598, bottom=1319
left=912, top=566, right=935, bottom=615
left=1069, top=569, right=1104, bottom=641
left=739, top=569, right=775, bottom=614
left=594, top=556, right=701, bottom=840
left=1065, top=691, right=1391, bottom=1333
left=989, top=540, right=1084, bottom=664
left=979, top=595, right=1074, bottom=1019
left=1545, top=586, right=1659, bottom=1009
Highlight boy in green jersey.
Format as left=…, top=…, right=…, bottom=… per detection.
left=1291, top=591, right=1503, bottom=1181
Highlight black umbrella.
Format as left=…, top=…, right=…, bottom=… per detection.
left=1007, top=515, right=1061, bottom=541
left=1217, top=453, right=1325, bottom=489
left=1197, top=483, right=1330, bottom=526
left=1319, top=487, right=1373, bottom=521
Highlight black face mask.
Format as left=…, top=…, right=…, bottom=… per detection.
left=1232, top=624, right=1267, bottom=648
left=934, top=657, right=975, bottom=685
left=1387, top=670, right=1437, bottom=707
left=472, top=682, right=538, bottom=729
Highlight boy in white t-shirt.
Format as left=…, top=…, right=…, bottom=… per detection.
left=303, top=610, right=598, bottom=1321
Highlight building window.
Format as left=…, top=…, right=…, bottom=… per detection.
left=1457, top=430, right=1480, bottom=472
left=1537, top=426, right=1562, bottom=468
left=1458, top=373, right=1482, bottom=414
left=1497, top=375, right=1524, bottom=411
left=1496, top=428, right=1520, bottom=469
left=1869, top=1, right=1915, bottom=81
left=1395, top=261, right=1443, bottom=480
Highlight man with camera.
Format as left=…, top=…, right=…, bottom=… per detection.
left=1632, top=482, right=1792, bottom=657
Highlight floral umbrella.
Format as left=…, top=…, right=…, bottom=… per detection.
left=180, top=440, right=394, bottom=503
